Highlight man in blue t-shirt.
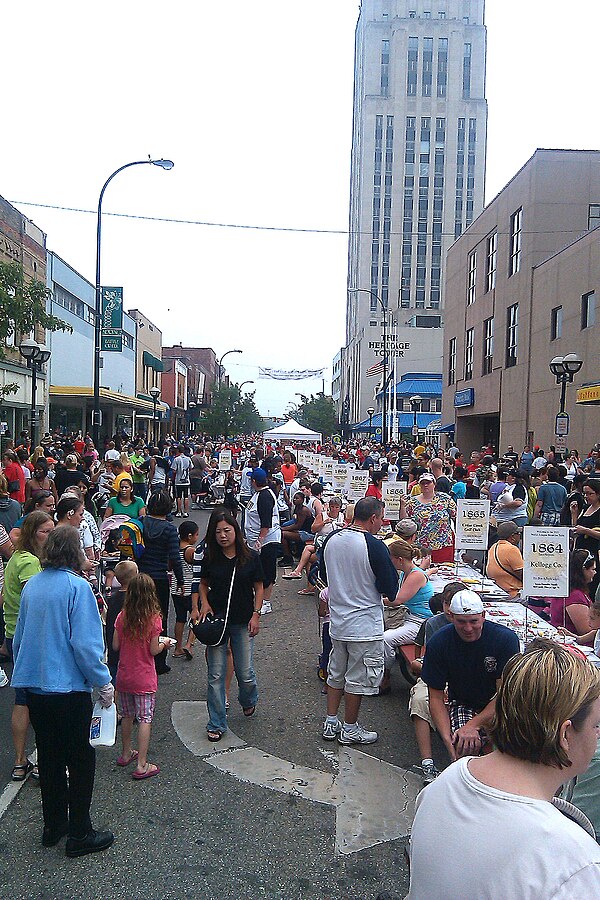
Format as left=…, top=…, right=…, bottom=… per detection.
left=421, top=589, right=519, bottom=763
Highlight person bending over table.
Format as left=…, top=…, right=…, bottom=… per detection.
left=485, top=521, right=524, bottom=598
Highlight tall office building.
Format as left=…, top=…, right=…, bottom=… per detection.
left=339, top=0, right=487, bottom=431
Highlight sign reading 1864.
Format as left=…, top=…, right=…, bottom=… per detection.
left=101, top=286, right=123, bottom=352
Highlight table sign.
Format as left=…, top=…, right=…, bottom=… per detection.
left=347, top=469, right=370, bottom=501
left=455, top=499, right=490, bottom=550
left=331, top=464, right=348, bottom=494
left=523, top=526, right=570, bottom=598
left=382, top=482, right=406, bottom=520
left=218, top=449, right=232, bottom=471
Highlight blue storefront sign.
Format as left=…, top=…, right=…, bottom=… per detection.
left=454, top=388, right=475, bottom=408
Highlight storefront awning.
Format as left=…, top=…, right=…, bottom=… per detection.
left=142, top=351, right=164, bottom=373
left=50, top=385, right=168, bottom=414
left=577, top=383, right=600, bottom=405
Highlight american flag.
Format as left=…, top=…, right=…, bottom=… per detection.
left=366, top=360, right=385, bottom=377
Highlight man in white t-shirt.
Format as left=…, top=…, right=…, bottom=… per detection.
left=104, top=441, right=121, bottom=463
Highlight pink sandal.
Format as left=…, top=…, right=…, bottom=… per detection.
left=116, top=750, right=139, bottom=767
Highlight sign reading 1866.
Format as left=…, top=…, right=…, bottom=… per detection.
left=101, top=286, right=123, bottom=352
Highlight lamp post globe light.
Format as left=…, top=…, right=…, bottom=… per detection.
left=367, top=407, right=375, bottom=437
left=149, top=385, right=161, bottom=444
left=19, top=339, right=51, bottom=449
left=217, top=349, right=242, bottom=386
left=548, top=353, right=583, bottom=459
left=348, top=288, right=389, bottom=446
left=409, top=395, right=422, bottom=447
left=92, top=158, right=174, bottom=449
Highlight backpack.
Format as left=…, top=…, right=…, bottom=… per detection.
left=115, top=518, right=145, bottom=560
left=526, top=486, right=538, bottom=523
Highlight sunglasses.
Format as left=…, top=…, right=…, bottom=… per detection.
left=583, top=553, right=596, bottom=568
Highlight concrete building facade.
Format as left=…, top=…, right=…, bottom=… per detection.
left=340, top=0, right=487, bottom=428
left=442, top=149, right=600, bottom=454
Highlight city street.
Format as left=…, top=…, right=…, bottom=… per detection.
left=0, top=506, right=428, bottom=900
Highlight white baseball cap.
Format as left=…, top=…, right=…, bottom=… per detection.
left=449, top=589, right=484, bottom=615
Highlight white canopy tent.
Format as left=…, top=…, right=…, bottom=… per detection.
left=262, top=418, right=322, bottom=443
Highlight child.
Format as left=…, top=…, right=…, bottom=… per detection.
left=105, top=560, right=138, bottom=684
left=112, top=574, right=176, bottom=779
left=223, top=471, right=239, bottom=513
left=173, top=521, right=199, bottom=660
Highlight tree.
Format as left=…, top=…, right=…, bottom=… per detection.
left=198, top=383, right=263, bottom=438
left=286, top=392, right=336, bottom=438
left=0, top=261, right=71, bottom=397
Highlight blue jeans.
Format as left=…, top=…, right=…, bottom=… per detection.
left=206, top=624, right=258, bottom=734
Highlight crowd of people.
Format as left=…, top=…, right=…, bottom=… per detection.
left=2, top=426, right=600, bottom=885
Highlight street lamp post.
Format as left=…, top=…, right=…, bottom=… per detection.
left=19, top=339, right=51, bottom=449
left=188, top=400, right=196, bottom=434
left=367, top=406, right=375, bottom=438
left=217, top=349, right=242, bottom=386
left=93, top=158, right=174, bottom=449
left=409, top=395, right=422, bottom=449
left=348, top=288, right=389, bottom=446
left=549, top=353, right=583, bottom=459
left=238, top=380, right=254, bottom=392
left=149, top=385, right=161, bottom=445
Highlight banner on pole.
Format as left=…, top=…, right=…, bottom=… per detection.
left=455, top=499, right=490, bottom=550
left=101, top=287, right=123, bottom=352
left=523, top=526, right=570, bottom=598
left=258, top=367, right=324, bottom=380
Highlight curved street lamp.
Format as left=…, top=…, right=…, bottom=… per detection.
left=239, top=380, right=255, bottom=392
left=409, top=395, right=422, bottom=447
left=348, top=287, right=389, bottom=446
left=19, top=339, right=51, bottom=448
left=92, top=158, right=174, bottom=448
left=218, top=349, right=242, bottom=385
left=548, top=353, right=584, bottom=458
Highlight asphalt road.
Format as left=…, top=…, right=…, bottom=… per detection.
left=0, top=506, right=438, bottom=900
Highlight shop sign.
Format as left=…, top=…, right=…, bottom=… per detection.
left=454, top=388, right=475, bottom=408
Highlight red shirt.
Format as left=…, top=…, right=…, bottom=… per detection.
left=4, top=461, right=25, bottom=503
left=115, top=612, right=162, bottom=694
left=74, top=439, right=85, bottom=454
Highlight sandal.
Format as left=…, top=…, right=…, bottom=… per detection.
left=116, top=750, right=139, bottom=767
left=11, top=761, right=34, bottom=781
left=207, top=730, right=223, bottom=742
left=243, top=705, right=256, bottom=717
left=132, top=763, right=160, bottom=780
left=298, top=587, right=316, bottom=595
left=282, top=573, right=303, bottom=580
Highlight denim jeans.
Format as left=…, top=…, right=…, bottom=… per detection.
left=206, top=624, right=258, bottom=734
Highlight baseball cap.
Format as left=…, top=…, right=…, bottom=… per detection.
left=449, top=589, right=485, bottom=615
left=418, top=473, right=435, bottom=484
left=395, top=518, right=418, bottom=537
left=251, top=467, right=268, bottom=486
left=496, top=521, right=522, bottom=539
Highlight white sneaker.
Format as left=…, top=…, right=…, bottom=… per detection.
left=322, top=718, right=342, bottom=741
left=421, top=761, right=440, bottom=785
left=259, top=601, right=272, bottom=615
left=0, top=667, right=9, bottom=688
left=338, top=722, right=378, bottom=745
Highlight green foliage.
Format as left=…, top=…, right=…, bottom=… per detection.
left=0, top=262, right=71, bottom=357
left=197, top=383, right=263, bottom=438
left=285, top=392, right=336, bottom=438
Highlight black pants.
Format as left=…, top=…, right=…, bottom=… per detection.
left=153, top=577, right=171, bottom=673
left=27, top=691, right=95, bottom=839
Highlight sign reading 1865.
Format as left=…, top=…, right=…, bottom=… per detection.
left=101, top=286, right=123, bottom=352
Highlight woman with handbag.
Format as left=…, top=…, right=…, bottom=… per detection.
left=193, top=510, right=264, bottom=742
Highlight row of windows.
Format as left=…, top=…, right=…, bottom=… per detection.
left=447, top=304, right=519, bottom=385
left=396, top=397, right=442, bottom=413
left=406, top=36, right=450, bottom=98
left=466, top=207, right=522, bottom=303
left=551, top=292, right=596, bottom=339
left=53, top=284, right=95, bottom=325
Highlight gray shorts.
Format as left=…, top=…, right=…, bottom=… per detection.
left=327, top=638, right=384, bottom=695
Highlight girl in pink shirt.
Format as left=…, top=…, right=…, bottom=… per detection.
left=113, top=574, right=176, bottom=779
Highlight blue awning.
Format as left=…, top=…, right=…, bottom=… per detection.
left=352, top=412, right=441, bottom=433
left=436, top=423, right=456, bottom=433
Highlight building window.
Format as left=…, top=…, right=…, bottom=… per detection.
left=464, top=328, right=474, bottom=381
left=122, top=332, right=134, bottom=350
left=483, top=317, right=494, bottom=375
left=486, top=232, right=497, bottom=292
left=462, top=43, right=471, bottom=99
left=506, top=304, right=519, bottom=367
left=467, top=249, right=476, bottom=305
left=448, top=337, right=456, bottom=385
left=581, top=291, right=596, bottom=329
left=380, top=40, right=390, bottom=95
left=407, top=37, right=418, bottom=96
left=589, top=204, right=600, bottom=231
left=437, top=37, right=448, bottom=98
left=509, top=207, right=522, bottom=276
left=551, top=306, right=562, bottom=341
left=370, top=116, right=383, bottom=312
left=422, top=37, right=433, bottom=96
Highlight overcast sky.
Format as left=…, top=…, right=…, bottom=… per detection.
left=4, top=1, right=600, bottom=415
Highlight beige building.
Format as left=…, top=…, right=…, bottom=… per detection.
left=128, top=309, right=168, bottom=440
left=340, top=0, right=487, bottom=428
left=442, top=149, right=600, bottom=454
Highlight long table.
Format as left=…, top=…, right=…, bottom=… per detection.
left=428, top=562, right=511, bottom=601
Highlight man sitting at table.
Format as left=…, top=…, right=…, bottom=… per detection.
left=486, top=521, right=524, bottom=598
left=421, top=590, right=519, bottom=762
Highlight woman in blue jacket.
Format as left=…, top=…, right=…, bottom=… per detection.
left=12, top=526, right=115, bottom=858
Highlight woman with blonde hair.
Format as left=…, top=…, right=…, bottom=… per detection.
left=408, top=639, right=600, bottom=897
left=379, top=539, right=434, bottom=694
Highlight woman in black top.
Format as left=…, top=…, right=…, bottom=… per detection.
left=574, top=479, right=600, bottom=596
left=195, top=509, right=264, bottom=741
